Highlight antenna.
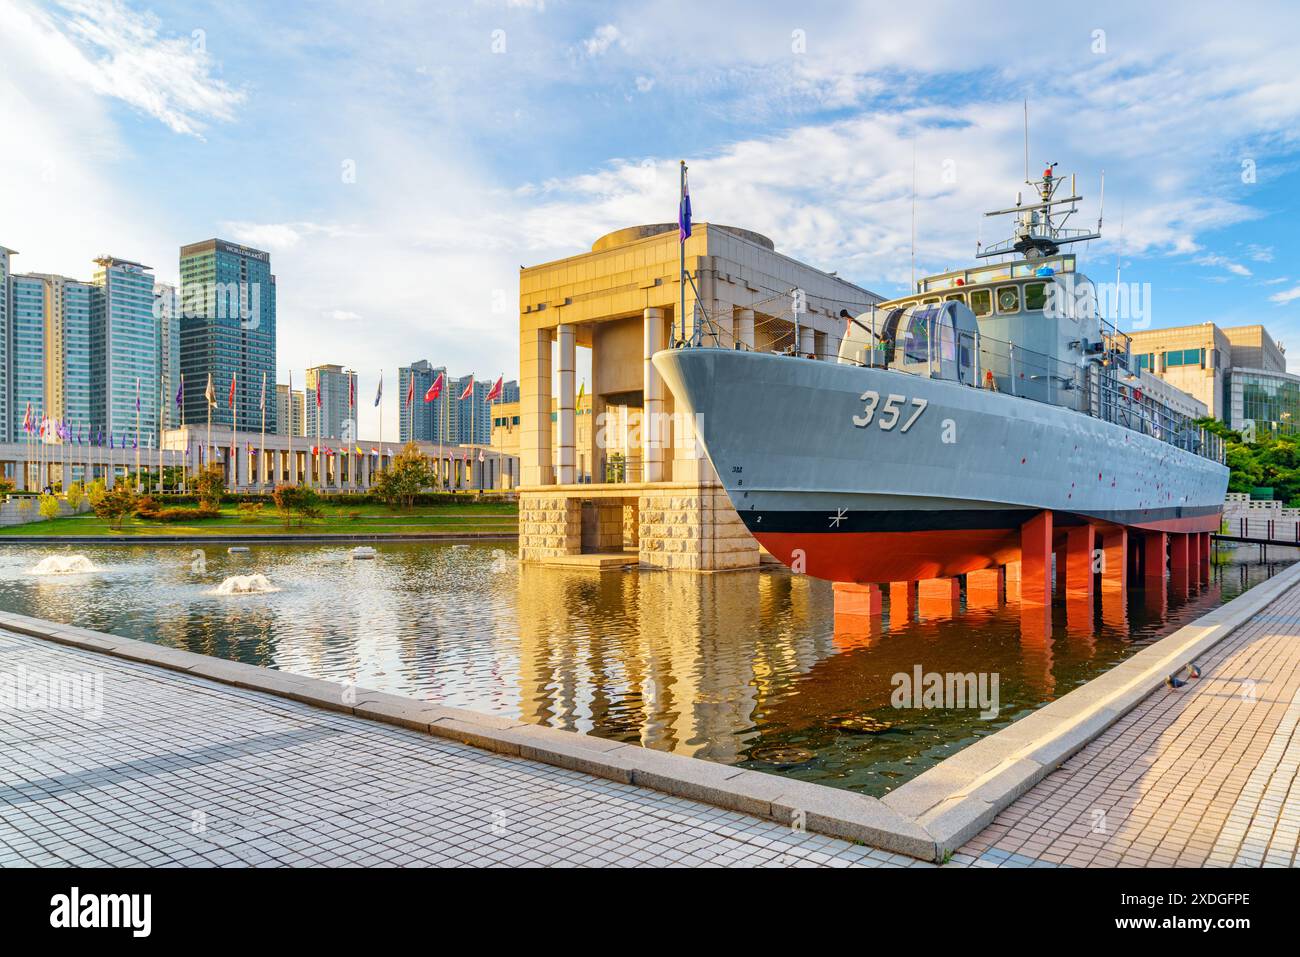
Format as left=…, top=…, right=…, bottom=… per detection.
left=1097, top=170, right=1105, bottom=233
left=910, top=135, right=917, bottom=289
left=1114, top=199, right=1126, bottom=322
left=1023, top=98, right=1030, bottom=184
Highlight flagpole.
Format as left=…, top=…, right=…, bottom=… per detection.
left=259, top=371, right=266, bottom=493
left=679, top=159, right=687, bottom=344
left=377, top=370, right=383, bottom=483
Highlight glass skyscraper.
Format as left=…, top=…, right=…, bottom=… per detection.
left=91, top=256, right=158, bottom=442
left=179, top=239, right=276, bottom=433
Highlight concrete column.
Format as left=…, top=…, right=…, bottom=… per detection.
left=520, top=326, right=553, bottom=487
left=1170, top=533, right=1191, bottom=575
left=1144, top=531, right=1167, bottom=582
left=889, top=581, right=918, bottom=620
left=557, top=323, right=576, bottom=485
left=1020, top=511, right=1053, bottom=606
left=643, top=307, right=666, bottom=483
left=735, top=308, right=755, bottom=350
left=966, top=567, right=1004, bottom=607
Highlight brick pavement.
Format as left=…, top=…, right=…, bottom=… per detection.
left=957, top=582, right=1300, bottom=867
left=0, top=629, right=925, bottom=868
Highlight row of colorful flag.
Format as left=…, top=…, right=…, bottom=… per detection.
left=404, top=372, right=505, bottom=407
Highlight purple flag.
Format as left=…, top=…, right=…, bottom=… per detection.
left=678, top=167, right=692, bottom=242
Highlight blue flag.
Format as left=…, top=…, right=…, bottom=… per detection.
left=374, top=373, right=383, bottom=407
left=678, top=166, right=691, bottom=242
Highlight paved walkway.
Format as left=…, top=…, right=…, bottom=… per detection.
left=0, top=630, right=922, bottom=868
left=958, top=580, right=1300, bottom=868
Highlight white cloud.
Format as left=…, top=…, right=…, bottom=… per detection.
left=634, top=75, right=655, bottom=93
left=1195, top=254, right=1251, bottom=277
left=582, top=24, right=623, bottom=58
left=1270, top=285, right=1300, bottom=305
left=18, top=0, right=245, bottom=137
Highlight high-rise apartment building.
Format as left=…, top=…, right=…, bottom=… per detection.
left=275, top=383, right=305, bottom=436
left=154, top=282, right=182, bottom=429
left=0, top=245, right=12, bottom=441
left=398, top=359, right=517, bottom=444
left=398, top=360, right=440, bottom=442
left=90, top=256, right=158, bottom=440
left=9, top=274, right=46, bottom=441
left=304, top=364, right=356, bottom=440
left=35, top=274, right=94, bottom=437
left=178, top=239, right=276, bottom=433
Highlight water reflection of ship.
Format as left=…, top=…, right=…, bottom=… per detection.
left=512, top=560, right=1232, bottom=772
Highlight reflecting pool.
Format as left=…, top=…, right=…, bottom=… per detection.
left=0, top=541, right=1285, bottom=797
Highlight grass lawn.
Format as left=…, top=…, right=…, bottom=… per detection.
left=0, top=500, right=518, bottom=538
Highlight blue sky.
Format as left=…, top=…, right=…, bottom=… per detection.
left=3, top=0, right=1300, bottom=436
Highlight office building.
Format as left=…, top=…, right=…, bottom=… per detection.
left=1126, top=322, right=1298, bottom=438
left=178, top=239, right=276, bottom=433
left=9, top=274, right=46, bottom=441
left=154, top=282, right=182, bottom=428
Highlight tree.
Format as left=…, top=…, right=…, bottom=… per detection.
left=271, top=484, right=323, bottom=527
left=38, top=493, right=61, bottom=521
left=86, top=479, right=107, bottom=508
left=194, top=464, right=226, bottom=510
left=65, top=483, right=85, bottom=511
left=372, top=442, right=434, bottom=509
left=93, top=485, right=138, bottom=530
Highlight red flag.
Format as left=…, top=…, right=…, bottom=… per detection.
left=406, top=373, right=415, bottom=407
left=228, top=373, right=236, bottom=408
left=485, top=375, right=503, bottom=403
left=424, top=371, right=444, bottom=402
left=349, top=375, right=355, bottom=409
left=458, top=375, right=474, bottom=402
left=315, top=377, right=322, bottom=408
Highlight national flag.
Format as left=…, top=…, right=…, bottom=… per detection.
left=478, top=449, right=485, bottom=462
left=458, top=375, right=474, bottom=402
left=678, top=164, right=692, bottom=242
left=315, top=376, right=322, bottom=408
left=135, top=378, right=140, bottom=412
left=370, top=446, right=379, bottom=455
left=348, top=375, right=354, bottom=409
left=132, top=433, right=137, bottom=450
left=205, top=373, right=216, bottom=409
left=405, top=372, right=414, bottom=407
left=228, top=373, right=237, bottom=409
left=38, top=417, right=45, bottom=438
left=23, top=402, right=31, bottom=434
left=485, top=375, right=504, bottom=403
left=374, top=373, right=383, bottom=408
left=176, top=375, right=184, bottom=408
left=259, top=372, right=266, bottom=413
left=109, top=432, right=114, bottom=449
left=354, top=445, right=362, bottom=455
left=424, top=372, right=444, bottom=403
left=247, top=443, right=254, bottom=453
left=578, top=380, right=586, bottom=404
left=311, top=445, right=319, bottom=456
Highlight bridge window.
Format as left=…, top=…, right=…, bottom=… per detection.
left=1024, top=282, right=1048, bottom=311
left=943, top=293, right=967, bottom=304
left=969, top=289, right=992, bottom=317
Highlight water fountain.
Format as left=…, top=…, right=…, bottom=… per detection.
left=210, top=574, right=279, bottom=595
left=30, top=555, right=98, bottom=575
left=351, top=546, right=377, bottom=560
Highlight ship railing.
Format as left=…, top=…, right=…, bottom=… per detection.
left=685, top=308, right=1226, bottom=464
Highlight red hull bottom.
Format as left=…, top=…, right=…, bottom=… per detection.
left=756, top=512, right=1220, bottom=584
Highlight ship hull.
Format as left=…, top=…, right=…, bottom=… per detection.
left=652, top=348, right=1227, bottom=584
